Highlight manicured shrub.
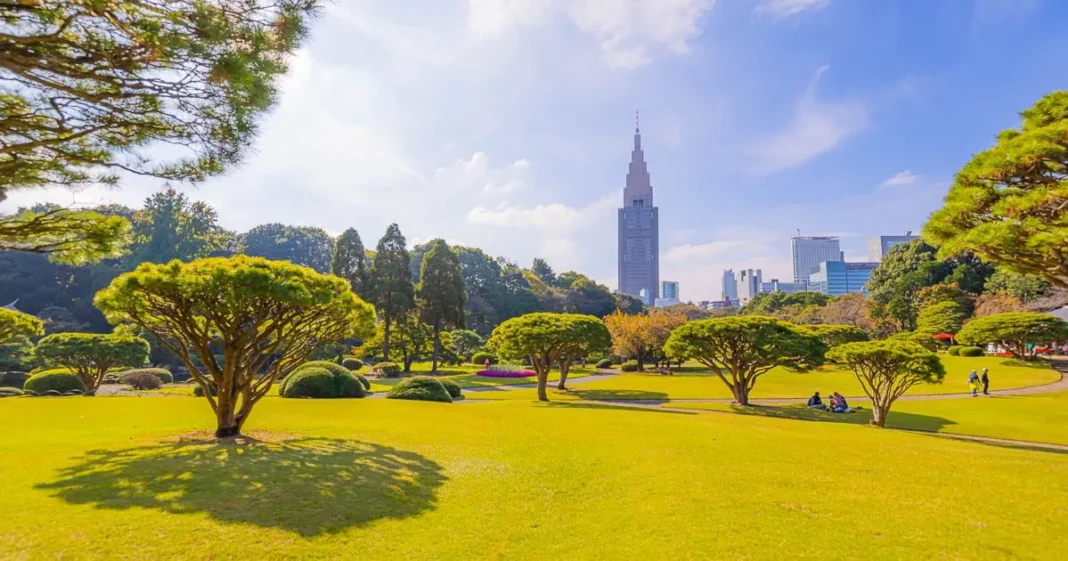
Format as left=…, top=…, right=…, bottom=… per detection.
left=620, top=360, right=639, bottom=372
left=355, top=373, right=371, bottom=391
left=0, top=387, right=24, bottom=397
left=946, top=345, right=963, bottom=356
left=280, top=366, right=367, bottom=399
left=280, top=361, right=360, bottom=395
left=24, top=370, right=86, bottom=395
left=0, top=371, right=30, bottom=389
left=43, top=390, right=62, bottom=396
left=439, top=378, right=463, bottom=399
left=372, top=362, right=401, bottom=377
left=342, top=357, right=364, bottom=370
left=124, top=371, right=163, bottom=390
left=193, top=383, right=217, bottom=397
left=595, top=358, right=612, bottom=369
left=959, top=346, right=984, bottom=357
left=386, top=376, right=452, bottom=403
left=121, top=368, right=173, bottom=384
left=471, top=352, right=495, bottom=366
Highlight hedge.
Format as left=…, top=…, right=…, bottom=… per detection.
left=280, top=366, right=366, bottom=399
left=24, top=370, right=86, bottom=394
left=946, top=345, right=963, bottom=356
left=121, top=368, right=173, bottom=384
left=595, top=358, right=612, bottom=369
left=386, top=376, right=452, bottom=403
left=959, top=346, right=984, bottom=357
left=620, top=360, right=639, bottom=372
left=372, top=362, right=401, bottom=377
left=471, top=352, right=495, bottom=366
left=0, top=387, right=24, bottom=397
left=439, top=378, right=463, bottom=399
left=0, top=371, right=30, bottom=389
left=125, top=372, right=163, bottom=390
left=342, top=357, right=364, bottom=370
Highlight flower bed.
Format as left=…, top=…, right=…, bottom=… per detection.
left=476, top=365, right=536, bottom=378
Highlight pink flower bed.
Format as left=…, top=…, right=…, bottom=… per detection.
left=476, top=369, right=536, bottom=378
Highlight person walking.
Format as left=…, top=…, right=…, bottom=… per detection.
left=968, top=370, right=980, bottom=397
left=981, top=368, right=990, bottom=395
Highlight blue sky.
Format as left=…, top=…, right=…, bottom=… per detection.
left=4, top=0, right=1067, bottom=301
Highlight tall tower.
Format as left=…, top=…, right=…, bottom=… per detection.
left=618, top=113, right=660, bottom=305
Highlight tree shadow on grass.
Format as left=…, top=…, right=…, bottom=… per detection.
left=545, top=401, right=696, bottom=415
left=566, top=389, right=669, bottom=402
left=36, top=437, right=446, bottom=537
left=726, top=404, right=956, bottom=432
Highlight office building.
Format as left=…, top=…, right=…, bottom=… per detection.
left=661, top=281, right=679, bottom=301
left=809, top=261, right=879, bottom=296
left=737, top=269, right=763, bottom=306
left=791, top=236, right=843, bottom=284
left=617, top=116, right=659, bottom=305
left=761, top=279, right=808, bottom=294
left=722, top=269, right=738, bottom=303
left=867, top=232, right=920, bottom=261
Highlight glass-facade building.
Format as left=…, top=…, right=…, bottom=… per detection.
left=809, top=261, right=879, bottom=296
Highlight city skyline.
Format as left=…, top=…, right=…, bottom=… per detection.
left=618, top=118, right=660, bottom=305
left=2, top=1, right=1065, bottom=302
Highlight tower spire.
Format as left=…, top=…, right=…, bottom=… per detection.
left=635, top=110, right=640, bottom=133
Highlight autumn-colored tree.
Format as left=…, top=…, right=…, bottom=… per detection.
left=828, top=341, right=945, bottom=427
left=973, top=292, right=1025, bottom=317
left=604, top=309, right=686, bottom=370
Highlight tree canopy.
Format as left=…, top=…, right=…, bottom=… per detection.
left=799, top=324, right=869, bottom=349
left=95, top=255, right=374, bottom=437
left=373, top=224, right=414, bottom=359
left=664, top=316, right=826, bottom=405
left=553, top=314, right=610, bottom=390
left=417, top=239, right=466, bottom=372
left=447, top=329, right=482, bottom=362
left=0, top=208, right=130, bottom=265
left=0, top=0, right=318, bottom=198
left=827, top=341, right=945, bottom=427
left=955, top=312, right=1068, bottom=360
left=604, top=308, right=686, bottom=370
left=330, top=228, right=374, bottom=302
left=0, top=307, right=44, bottom=346
left=241, top=223, right=334, bottom=273
left=34, top=332, right=149, bottom=392
left=924, top=91, right=1068, bottom=288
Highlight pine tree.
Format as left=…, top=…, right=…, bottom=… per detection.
left=373, top=224, right=414, bottom=359
left=330, top=228, right=374, bottom=301
left=417, top=240, right=467, bottom=372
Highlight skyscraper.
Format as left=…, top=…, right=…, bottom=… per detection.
left=722, top=269, right=738, bottom=303
left=867, top=232, right=920, bottom=261
left=618, top=115, right=659, bottom=305
left=738, top=269, right=763, bottom=306
left=791, top=236, right=843, bottom=284
left=661, top=281, right=679, bottom=300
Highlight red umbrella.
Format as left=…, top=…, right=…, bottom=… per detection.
left=932, top=333, right=955, bottom=341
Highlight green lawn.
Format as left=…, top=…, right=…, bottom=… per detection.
left=672, top=391, right=1068, bottom=446
left=0, top=396, right=1065, bottom=559
left=368, top=364, right=595, bottom=392
left=472, top=356, right=1059, bottom=401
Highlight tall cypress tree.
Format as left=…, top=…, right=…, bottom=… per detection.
left=330, top=228, right=374, bottom=302
left=373, top=224, right=414, bottom=359
left=417, top=239, right=467, bottom=372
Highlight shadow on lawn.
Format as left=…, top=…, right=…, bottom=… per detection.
left=546, top=401, right=696, bottom=415
left=727, top=404, right=956, bottom=432
left=37, top=437, right=446, bottom=536
left=567, top=388, right=669, bottom=401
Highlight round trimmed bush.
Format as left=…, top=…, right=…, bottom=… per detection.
left=471, top=352, right=495, bottom=366
left=193, top=383, right=217, bottom=397
left=24, top=370, right=86, bottom=395
left=595, top=358, right=612, bottom=369
left=355, top=373, right=371, bottom=391
left=342, top=357, right=364, bottom=370
left=280, top=366, right=367, bottom=399
left=372, top=362, right=401, bottom=377
left=280, top=361, right=361, bottom=395
left=620, top=360, right=639, bottom=372
left=124, top=371, right=163, bottom=390
left=0, top=371, right=30, bottom=389
left=959, top=346, right=984, bottom=357
left=121, top=368, right=173, bottom=384
left=386, top=376, right=452, bottom=403
left=946, top=345, right=963, bottom=356
left=0, top=387, right=24, bottom=397
left=439, top=378, right=462, bottom=399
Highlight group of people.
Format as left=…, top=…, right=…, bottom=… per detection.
left=807, top=391, right=854, bottom=413
left=968, top=368, right=991, bottom=396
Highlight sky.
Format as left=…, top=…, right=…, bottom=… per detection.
left=4, top=0, right=1068, bottom=302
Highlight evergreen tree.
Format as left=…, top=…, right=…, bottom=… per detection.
left=330, top=228, right=374, bottom=301
left=373, top=224, right=414, bottom=359
left=417, top=240, right=467, bottom=372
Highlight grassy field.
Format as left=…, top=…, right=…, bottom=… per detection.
left=0, top=396, right=1065, bottom=560
left=472, top=356, right=1059, bottom=401
left=672, top=391, right=1068, bottom=446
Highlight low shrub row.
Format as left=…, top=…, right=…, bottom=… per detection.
left=121, top=368, right=174, bottom=384
left=24, top=370, right=85, bottom=394
left=620, top=360, right=639, bottom=372
left=471, top=352, right=495, bottom=366
left=595, top=358, right=612, bottom=369
left=959, top=346, right=985, bottom=357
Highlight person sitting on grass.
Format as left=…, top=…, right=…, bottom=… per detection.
left=807, top=391, right=826, bottom=410
left=831, top=392, right=854, bottom=413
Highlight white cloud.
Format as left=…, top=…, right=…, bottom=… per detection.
left=751, top=65, right=867, bottom=174
left=467, top=0, right=715, bottom=68
left=755, top=0, right=832, bottom=19
left=879, top=170, right=918, bottom=188
left=663, top=240, right=745, bottom=262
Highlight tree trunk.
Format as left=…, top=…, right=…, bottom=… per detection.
left=215, top=394, right=240, bottom=438
left=732, top=381, right=750, bottom=406
left=871, top=404, right=888, bottom=427
left=557, top=361, right=570, bottom=390
left=537, top=370, right=549, bottom=401
left=431, top=320, right=441, bottom=374
left=383, top=316, right=391, bottom=360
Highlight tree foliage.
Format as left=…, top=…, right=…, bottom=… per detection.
left=530, top=258, right=556, bottom=285
left=241, top=223, right=333, bottom=273
left=827, top=341, right=945, bottom=427
left=603, top=309, right=686, bottom=370
left=447, top=329, right=482, bottom=362
left=0, top=307, right=44, bottom=346
left=955, top=312, right=1068, bottom=360
left=487, top=312, right=609, bottom=401
left=0, top=0, right=318, bottom=197
left=417, top=239, right=466, bottom=372
left=664, top=316, right=826, bottom=405
left=373, top=224, right=414, bottom=359
left=130, top=189, right=234, bottom=265
left=925, top=91, right=1068, bottom=288
left=915, top=301, right=970, bottom=336
left=800, top=324, right=869, bottom=349
left=34, top=332, right=149, bottom=392
left=330, top=228, right=374, bottom=302
left=95, top=255, right=375, bottom=437
left=984, top=270, right=1051, bottom=303
left=0, top=208, right=130, bottom=265
left=743, top=291, right=831, bottom=315
left=867, top=241, right=950, bottom=332
left=553, top=315, right=610, bottom=390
